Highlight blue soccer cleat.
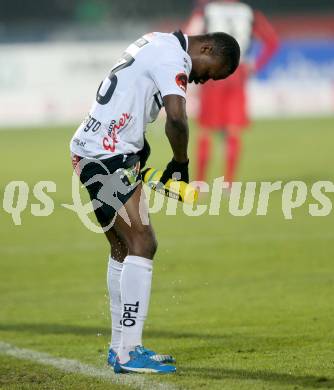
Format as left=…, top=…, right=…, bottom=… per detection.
left=107, top=348, right=117, bottom=367
left=107, top=346, right=175, bottom=367
left=114, top=346, right=176, bottom=374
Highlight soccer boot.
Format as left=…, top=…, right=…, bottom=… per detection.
left=114, top=346, right=176, bottom=374
left=108, top=346, right=175, bottom=367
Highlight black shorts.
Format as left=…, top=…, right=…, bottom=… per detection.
left=71, top=153, right=141, bottom=225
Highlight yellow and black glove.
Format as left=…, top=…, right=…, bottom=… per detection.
left=160, top=158, right=189, bottom=185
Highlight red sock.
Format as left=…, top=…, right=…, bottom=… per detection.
left=196, top=131, right=211, bottom=181
left=225, top=134, right=241, bottom=185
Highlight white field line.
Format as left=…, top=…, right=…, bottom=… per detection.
left=0, top=341, right=179, bottom=390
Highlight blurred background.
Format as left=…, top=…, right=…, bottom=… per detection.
left=0, top=0, right=333, bottom=126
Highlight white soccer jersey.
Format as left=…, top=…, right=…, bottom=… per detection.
left=70, top=31, right=192, bottom=159
left=204, top=1, right=254, bottom=58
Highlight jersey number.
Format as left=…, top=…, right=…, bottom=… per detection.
left=96, top=53, right=135, bottom=105
left=96, top=36, right=149, bottom=105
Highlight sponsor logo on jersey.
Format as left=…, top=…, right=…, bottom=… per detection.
left=83, top=115, right=101, bottom=133
left=73, top=138, right=86, bottom=148
left=107, top=113, right=132, bottom=137
left=175, top=73, right=188, bottom=93
left=103, top=113, right=132, bottom=152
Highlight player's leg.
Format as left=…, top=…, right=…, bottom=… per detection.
left=113, top=182, right=157, bottom=259
left=105, top=226, right=128, bottom=262
left=104, top=222, right=175, bottom=369
left=223, top=65, right=249, bottom=186
left=104, top=227, right=128, bottom=362
left=113, top=182, right=156, bottom=362
left=196, top=125, right=212, bottom=182
left=224, top=125, right=242, bottom=186
left=221, top=69, right=248, bottom=186
left=111, top=183, right=175, bottom=373
left=196, top=80, right=220, bottom=182
left=74, top=155, right=169, bottom=371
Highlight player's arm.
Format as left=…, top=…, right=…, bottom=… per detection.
left=160, top=95, right=189, bottom=184
left=148, top=53, right=190, bottom=183
left=164, top=95, right=189, bottom=163
left=252, top=10, right=279, bottom=72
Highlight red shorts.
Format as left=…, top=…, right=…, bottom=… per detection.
left=198, top=64, right=249, bottom=130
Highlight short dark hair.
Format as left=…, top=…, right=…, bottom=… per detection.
left=202, top=32, right=241, bottom=74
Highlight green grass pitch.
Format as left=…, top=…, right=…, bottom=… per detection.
left=0, top=117, right=333, bottom=389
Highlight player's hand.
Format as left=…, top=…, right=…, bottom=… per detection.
left=160, top=158, right=189, bottom=184
left=138, top=137, right=151, bottom=169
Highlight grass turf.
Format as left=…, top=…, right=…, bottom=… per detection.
left=0, top=117, right=333, bottom=389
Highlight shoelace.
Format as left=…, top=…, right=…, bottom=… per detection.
left=139, top=347, right=172, bottom=362
left=136, top=346, right=151, bottom=356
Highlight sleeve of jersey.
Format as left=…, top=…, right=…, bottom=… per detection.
left=149, top=59, right=189, bottom=100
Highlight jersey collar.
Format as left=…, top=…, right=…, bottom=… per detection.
left=172, top=30, right=188, bottom=52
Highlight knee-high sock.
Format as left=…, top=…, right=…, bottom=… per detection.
left=196, top=131, right=211, bottom=182
left=225, top=134, right=241, bottom=185
left=107, top=256, right=123, bottom=352
left=118, top=255, right=153, bottom=364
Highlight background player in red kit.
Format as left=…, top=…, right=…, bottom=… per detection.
left=186, top=0, right=279, bottom=185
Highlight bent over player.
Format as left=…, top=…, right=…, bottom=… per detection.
left=70, top=30, right=240, bottom=374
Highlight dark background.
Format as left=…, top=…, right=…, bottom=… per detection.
left=1, top=0, right=333, bottom=23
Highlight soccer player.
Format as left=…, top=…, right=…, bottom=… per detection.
left=70, top=30, right=240, bottom=374
left=186, top=0, right=279, bottom=185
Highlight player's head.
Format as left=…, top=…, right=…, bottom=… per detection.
left=188, top=32, right=240, bottom=84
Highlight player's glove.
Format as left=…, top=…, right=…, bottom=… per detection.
left=160, top=158, right=189, bottom=184
left=138, top=137, right=151, bottom=169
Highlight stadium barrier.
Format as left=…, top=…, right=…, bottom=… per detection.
left=0, top=39, right=333, bottom=127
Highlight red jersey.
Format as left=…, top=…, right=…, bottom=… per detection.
left=185, top=0, right=279, bottom=128
left=186, top=0, right=279, bottom=72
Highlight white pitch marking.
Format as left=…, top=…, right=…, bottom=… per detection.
left=0, top=341, right=179, bottom=390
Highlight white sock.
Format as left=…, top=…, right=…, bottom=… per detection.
left=107, top=256, right=123, bottom=352
left=118, top=255, right=153, bottom=364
